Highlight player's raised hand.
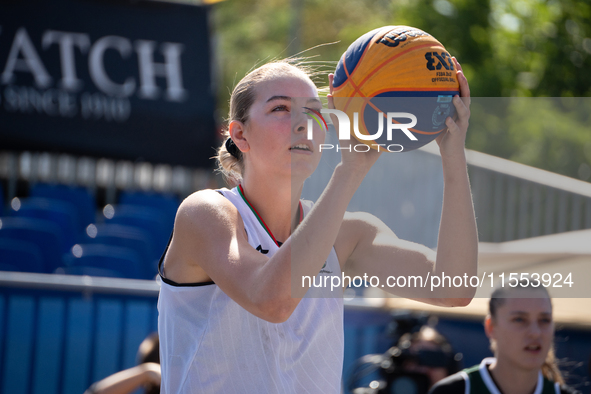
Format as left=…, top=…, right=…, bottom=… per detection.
left=435, top=57, right=471, bottom=161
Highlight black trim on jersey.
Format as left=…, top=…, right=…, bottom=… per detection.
left=158, top=230, right=215, bottom=287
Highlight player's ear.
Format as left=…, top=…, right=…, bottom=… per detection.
left=484, top=314, right=495, bottom=339
left=229, top=120, right=250, bottom=153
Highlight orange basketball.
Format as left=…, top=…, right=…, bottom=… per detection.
left=332, top=26, right=459, bottom=152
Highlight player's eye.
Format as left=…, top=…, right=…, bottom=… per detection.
left=272, top=105, right=289, bottom=112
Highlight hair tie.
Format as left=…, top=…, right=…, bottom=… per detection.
left=225, top=138, right=241, bottom=159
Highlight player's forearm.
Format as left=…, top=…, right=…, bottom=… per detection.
left=257, top=163, right=366, bottom=306
left=89, top=364, right=159, bottom=394
left=434, top=153, right=478, bottom=292
left=292, top=162, right=366, bottom=270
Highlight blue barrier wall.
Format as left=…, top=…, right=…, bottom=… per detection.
left=0, top=273, right=158, bottom=394
left=1, top=273, right=589, bottom=394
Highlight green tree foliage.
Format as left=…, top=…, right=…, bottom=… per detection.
left=212, top=0, right=591, bottom=181
left=468, top=98, right=591, bottom=180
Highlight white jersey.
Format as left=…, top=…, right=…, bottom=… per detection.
left=158, top=187, right=344, bottom=394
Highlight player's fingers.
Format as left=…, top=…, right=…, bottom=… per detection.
left=452, top=56, right=463, bottom=72
left=452, top=57, right=470, bottom=104
left=326, top=93, right=339, bottom=129
left=452, top=96, right=470, bottom=129
left=457, top=71, right=471, bottom=108
left=453, top=95, right=469, bottom=120
left=327, top=93, right=335, bottom=109
left=450, top=99, right=469, bottom=134
left=327, top=74, right=341, bottom=130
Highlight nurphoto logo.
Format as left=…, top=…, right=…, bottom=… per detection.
left=304, top=107, right=419, bottom=153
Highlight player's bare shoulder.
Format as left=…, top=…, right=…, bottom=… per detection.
left=175, top=189, right=237, bottom=232
left=173, top=189, right=251, bottom=248
left=162, top=189, right=245, bottom=283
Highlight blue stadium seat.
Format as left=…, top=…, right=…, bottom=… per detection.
left=105, top=204, right=172, bottom=258
left=119, top=191, right=178, bottom=227
left=62, top=244, right=143, bottom=279
left=12, top=197, right=79, bottom=249
left=0, top=217, right=65, bottom=273
left=30, top=183, right=96, bottom=231
left=86, top=224, right=156, bottom=279
left=0, top=183, right=4, bottom=216
left=0, top=238, right=44, bottom=273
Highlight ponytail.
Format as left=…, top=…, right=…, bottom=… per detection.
left=541, top=346, right=564, bottom=385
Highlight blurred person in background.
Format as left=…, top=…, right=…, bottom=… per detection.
left=347, top=319, right=461, bottom=393
left=400, top=325, right=461, bottom=388
left=84, top=332, right=160, bottom=394
left=429, top=282, right=580, bottom=394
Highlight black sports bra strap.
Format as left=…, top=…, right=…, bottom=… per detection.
left=157, top=230, right=174, bottom=277
left=157, top=191, right=224, bottom=287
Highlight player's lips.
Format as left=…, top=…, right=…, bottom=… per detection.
left=289, top=141, right=313, bottom=154
left=524, top=344, right=542, bottom=353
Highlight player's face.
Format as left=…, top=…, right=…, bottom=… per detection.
left=488, top=297, right=553, bottom=372
left=243, top=74, right=325, bottom=181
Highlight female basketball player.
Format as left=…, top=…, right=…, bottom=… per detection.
left=429, top=284, right=580, bottom=394
left=157, top=57, right=477, bottom=393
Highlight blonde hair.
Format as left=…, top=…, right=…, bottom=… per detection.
left=216, top=58, right=325, bottom=185
left=541, top=347, right=564, bottom=385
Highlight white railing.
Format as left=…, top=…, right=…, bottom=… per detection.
left=464, top=148, right=591, bottom=242
left=302, top=132, right=591, bottom=247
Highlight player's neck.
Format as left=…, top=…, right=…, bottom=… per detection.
left=240, top=175, right=303, bottom=244
left=488, top=358, right=539, bottom=394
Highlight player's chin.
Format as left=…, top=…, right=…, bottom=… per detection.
left=290, top=160, right=318, bottom=179
left=517, top=353, right=547, bottom=371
